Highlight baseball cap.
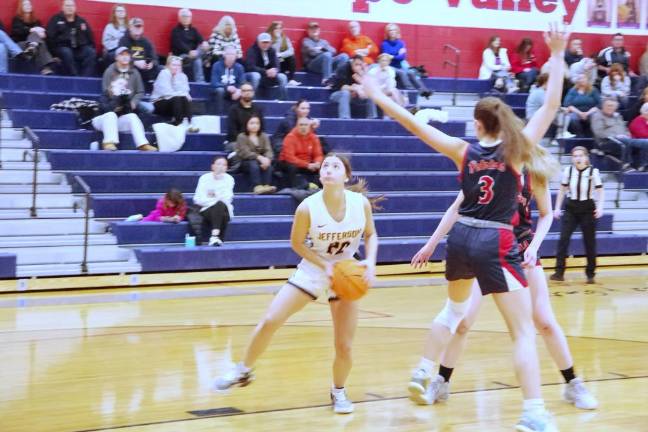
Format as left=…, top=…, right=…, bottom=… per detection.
left=115, top=46, right=131, bottom=56
left=257, top=32, right=272, bottom=42
left=129, top=17, right=144, bottom=27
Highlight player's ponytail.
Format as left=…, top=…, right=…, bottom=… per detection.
left=326, top=153, right=385, bottom=210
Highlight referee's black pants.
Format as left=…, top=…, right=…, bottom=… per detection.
left=555, top=199, right=597, bottom=278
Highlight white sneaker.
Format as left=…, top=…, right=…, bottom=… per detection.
left=515, top=410, right=558, bottom=432
left=409, top=373, right=448, bottom=405
left=125, top=214, right=143, bottom=222
left=330, top=388, right=354, bottom=414
left=208, top=235, right=223, bottom=247
left=288, top=79, right=301, bottom=86
left=559, top=131, right=576, bottom=139
left=213, top=364, right=254, bottom=390
left=563, top=377, right=598, bottom=410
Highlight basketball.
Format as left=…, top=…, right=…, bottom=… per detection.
left=331, top=259, right=369, bottom=301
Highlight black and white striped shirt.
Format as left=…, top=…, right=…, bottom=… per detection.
left=561, top=165, right=603, bottom=201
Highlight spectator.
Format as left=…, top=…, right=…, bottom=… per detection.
left=564, top=38, right=584, bottom=66
left=597, top=33, right=633, bottom=76
left=267, top=21, right=300, bottom=86
left=329, top=55, right=378, bottom=119
left=340, top=21, right=377, bottom=64
left=94, top=46, right=156, bottom=151
left=563, top=74, right=601, bottom=137
left=128, top=189, right=187, bottom=223
left=591, top=98, right=648, bottom=170
left=569, top=55, right=597, bottom=84
left=628, top=104, right=648, bottom=170
left=551, top=146, right=604, bottom=284
left=46, top=0, right=96, bottom=77
left=101, top=4, right=127, bottom=62
left=369, top=53, right=406, bottom=107
left=510, top=37, right=539, bottom=92
left=193, top=156, right=234, bottom=246
left=118, top=17, right=159, bottom=85
left=210, top=45, right=245, bottom=114
left=152, top=56, right=197, bottom=130
left=277, top=117, right=324, bottom=189
left=226, top=82, right=264, bottom=142
left=381, top=23, right=431, bottom=97
left=207, top=15, right=243, bottom=64
left=478, top=35, right=516, bottom=93
left=171, top=8, right=209, bottom=83
left=525, top=73, right=548, bottom=121
left=640, top=42, right=648, bottom=76
left=271, top=99, right=320, bottom=154
left=235, top=116, right=276, bottom=194
left=10, top=0, right=54, bottom=75
left=301, top=21, right=348, bottom=85
left=600, top=63, right=630, bottom=107
left=624, top=86, right=648, bottom=121
left=245, top=32, right=287, bottom=100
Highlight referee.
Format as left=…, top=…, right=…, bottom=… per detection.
left=551, top=146, right=604, bottom=284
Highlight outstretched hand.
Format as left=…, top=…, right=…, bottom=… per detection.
left=544, top=22, right=570, bottom=56
left=353, top=67, right=380, bottom=99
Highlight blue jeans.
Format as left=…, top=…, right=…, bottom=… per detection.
left=330, top=89, right=377, bottom=119
left=0, top=30, right=23, bottom=73
left=306, top=52, right=349, bottom=81
left=516, top=69, right=539, bottom=91
left=246, top=71, right=288, bottom=100
left=616, top=137, right=648, bottom=167
left=241, top=159, right=273, bottom=188
left=55, top=45, right=96, bottom=76
left=192, top=56, right=204, bottom=83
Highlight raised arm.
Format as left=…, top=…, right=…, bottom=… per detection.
left=523, top=24, right=570, bottom=144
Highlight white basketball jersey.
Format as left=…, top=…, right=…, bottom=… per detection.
left=298, top=190, right=366, bottom=272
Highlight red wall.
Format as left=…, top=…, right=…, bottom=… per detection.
left=2, top=1, right=646, bottom=78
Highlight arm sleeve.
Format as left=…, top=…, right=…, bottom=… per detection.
left=281, top=135, right=309, bottom=168
left=366, top=36, right=378, bottom=59
left=261, top=134, right=274, bottom=159
left=193, top=176, right=209, bottom=207
left=245, top=47, right=266, bottom=73
left=131, top=71, right=145, bottom=105
left=11, top=17, right=28, bottom=41
left=589, top=113, right=606, bottom=138
left=600, top=77, right=612, bottom=96
left=210, top=62, right=224, bottom=88
left=101, top=24, right=111, bottom=49
left=562, top=88, right=574, bottom=107
left=592, top=168, right=603, bottom=188
left=235, top=134, right=257, bottom=160
left=324, top=40, right=336, bottom=55
left=340, top=37, right=355, bottom=58
left=561, top=167, right=570, bottom=186
left=282, top=37, right=295, bottom=58
left=46, top=16, right=58, bottom=51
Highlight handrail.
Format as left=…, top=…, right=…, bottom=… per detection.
left=606, top=137, right=624, bottom=208
left=443, top=44, right=461, bottom=106
left=72, top=175, right=92, bottom=274
left=24, top=126, right=40, bottom=217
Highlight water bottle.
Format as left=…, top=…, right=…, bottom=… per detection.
left=185, top=234, right=196, bottom=248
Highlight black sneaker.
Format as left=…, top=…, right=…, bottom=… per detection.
left=549, top=273, right=564, bottom=281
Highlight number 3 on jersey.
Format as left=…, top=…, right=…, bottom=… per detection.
left=478, top=175, right=495, bottom=204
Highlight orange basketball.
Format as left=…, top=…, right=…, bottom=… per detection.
left=331, top=259, right=369, bottom=301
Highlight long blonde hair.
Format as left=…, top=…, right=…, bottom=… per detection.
left=474, top=97, right=559, bottom=188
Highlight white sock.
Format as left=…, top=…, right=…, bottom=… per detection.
left=417, top=357, right=435, bottom=376
left=331, top=385, right=345, bottom=395
left=236, top=362, right=251, bottom=373
left=523, top=398, right=545, bottom=414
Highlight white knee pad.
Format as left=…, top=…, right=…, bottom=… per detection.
left=433, top=298, right=470, bottom=334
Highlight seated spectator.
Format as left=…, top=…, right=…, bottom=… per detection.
left=591, top=98, right=648, bottom=170
left=101, top=4, right=127, bottom=62
left=118, top=17, right=159, bottom=85
left=601, top=63, right=630, bottom=108
left=171, top=8, right=209, bottom=83
left=597, top=33, right=634, bottom=77
left=226, top=82, right=264, bottom=142
left=210, top=45, right=245, bottom=114
left=128, top=188, right=187, bottom=222
left=625, top=86, right=648, bottom=121
left=628, top=103, right=648, bottom=171
left=510, top=37, right=539, bottom=92
left=565, top=38, right=584, bottom=66
left=93, top=47, right=156, bottom=151
left=640, top=41, right=648, bottom=76
left=301, top=21, right=348, bottom=85
left=193, top=156, right=234, bottom=246
left=526, top=73, right=573, bottom=138
left=381, top=23, right=431, bottom=97
left=369, top=53, right=406, bottom=107
left=329, top=55, right=378, bottom=119
left=10, top=0, right=55, bottom=75
left=271, top=99, right=320, bottom=154
left=277, top=117, right=324, bottom=189
left=478, top=35, right=517, bottom=93
left=340, top=21, right=377, bottom=64
left=207, top=15, right=243, bottom=64
left=569, top=55, right=597, bottom=84
left=245, top=32, right=287, bottom=100
left=235, top=116, right=276, bottom=194
left=267, top=21, right=300, bottom=86
left=152, top=56, right=197, bottom=130
left=563, top=74, right=601, bottom=137
left=46, top=0, right=96, bottom=77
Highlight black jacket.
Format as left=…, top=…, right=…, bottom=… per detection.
left=170, top=24, right=203, bottom=55
left=330, top=61, right=355, bottom=92
left=11, top=16, right=43, bottom=42
left=227, top=102, right=265, bottom=143
left=245, top=44, right=279, bottom=74
left=46, top=12, right=94, bottom=50
left=118, top=33, right=158, bottom=65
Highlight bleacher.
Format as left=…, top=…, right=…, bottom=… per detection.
left=0, top=71, right=647, bottom=278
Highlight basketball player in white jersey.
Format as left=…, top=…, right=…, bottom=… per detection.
left=214, top=153, right=379, bottom=414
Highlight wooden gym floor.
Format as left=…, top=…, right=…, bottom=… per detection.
left=0, top=267, right=647, bottom=431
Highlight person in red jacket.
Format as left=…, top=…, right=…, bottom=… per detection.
left=277, top=117, right=324, bottom=189
left=510, top=37, right=540, bottom=92
left=628, top=103, right=648, bottom=170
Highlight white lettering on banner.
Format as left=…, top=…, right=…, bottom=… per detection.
left=90, top=0, right=648, bottom=34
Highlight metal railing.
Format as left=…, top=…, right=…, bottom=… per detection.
left=23, top=126, right=40, bottom=217
left=71, top=175, right=92, bottom=274
left=443, top=44, right=461, bottom=106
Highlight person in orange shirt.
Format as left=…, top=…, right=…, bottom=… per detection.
left=340, top=21, right=377, bottom=64
left=277, top=117, right=324, bottom=189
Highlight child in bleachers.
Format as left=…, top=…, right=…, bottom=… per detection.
left=127, top=188, right=187, bottom=222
